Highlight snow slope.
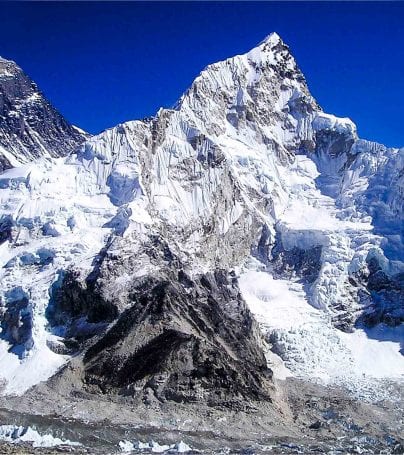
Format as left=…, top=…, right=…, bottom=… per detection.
left=0, top=33, right=402, bottom=398
left=239, top=267, right=404, bottom=400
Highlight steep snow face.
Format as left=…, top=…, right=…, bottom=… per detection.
left=179, top=33, right=319, bottom=144
left=0, top=34, right=402, bottom=397
left=0, top=56, right=86, bottom=172
left=238, top=133, right=404, bottom=398
left=0, top=159, right=114, bottom=394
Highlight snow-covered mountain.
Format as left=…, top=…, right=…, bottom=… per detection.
left=0, top=33, right=402, bottom=401
left=0, top=56, right=86, bottom=172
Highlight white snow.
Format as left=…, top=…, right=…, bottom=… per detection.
left=72, top=124, right=88, bottom=136
left=0, top=338, right=67, bottom=395
left=239, top=268, right=404, bottom=398
left=312, top=112, right=357, bottom=136
left=0, top=425, right=81, bottom=448
left=237, top=145, right=403, bottom=398
left=0, top=152, right=130, bottom=393
left=0, top=145, right=23, bottom=168
left=119, top=439, right=193, bottom=453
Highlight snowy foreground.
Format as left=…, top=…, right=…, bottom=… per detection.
left=0, top=32, right=402, bottom=410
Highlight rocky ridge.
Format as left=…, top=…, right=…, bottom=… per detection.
left=0, top=56, right=86, bottom=172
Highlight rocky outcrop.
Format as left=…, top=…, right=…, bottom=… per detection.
left=0, top=287, right=32, bottom=357
left=270, top=234, right=322, bottom=283
left=50, top=249, right=273, bottom=406
left=48, top=270, right=118, bottom=327
left=354, top=258, right=404, bottom=328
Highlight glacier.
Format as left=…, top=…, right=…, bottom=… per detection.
left=0, top=32, right=402, bottom=401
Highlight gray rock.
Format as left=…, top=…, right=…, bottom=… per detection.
left=51, top=248, right=273, bottom=406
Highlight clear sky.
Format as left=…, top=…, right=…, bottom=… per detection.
left=1, top=2, right=403, bottom=147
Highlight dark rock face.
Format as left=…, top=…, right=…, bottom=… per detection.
left=0, top=287, right=33, bottom=357
left=360, top=288, right=404, bottom=328
left=48, top=270, right=118, bottom=327
left=0, top=56, right=86, bottom=172
left=356, top=258, right=404, bottom=329
left=0, top=215, right=13, bottom=244
left=85, top=269, right=272, bottom=405
left=315, top=129, right=354, bottom=159
left=271, top=239, right=322, bottom=283
left=46, top=269, right=116, bottom=351
left=54, top=264, right=273, bottom=406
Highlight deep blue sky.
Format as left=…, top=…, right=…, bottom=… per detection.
left=1, top=2, right=403, bottom=147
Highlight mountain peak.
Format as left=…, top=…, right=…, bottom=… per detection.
left=177, top=31, right=315, bottom=145
left=0, top=55, right=22, bottom=68
left=246, top=31, right=294, bottom=66
left=258, top=31, right=283, bottom=47
left=0, top=57, right=86, bottom=172
left=0, top=35, right=403, bottom=449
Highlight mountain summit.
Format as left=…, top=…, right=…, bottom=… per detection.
left=0, top=34, right=402, bottom=451
left=0, top=56, right=86, bottom=172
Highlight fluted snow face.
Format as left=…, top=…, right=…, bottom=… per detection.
left=0, top=34, right=402, bottom=397
left=178, top=33, right=319, bottom=153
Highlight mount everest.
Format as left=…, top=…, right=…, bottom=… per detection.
left=0, top=56, right=85, bottom=172
left=0, top=31, right=402, bottom=417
